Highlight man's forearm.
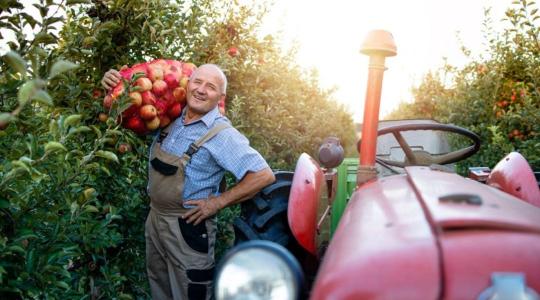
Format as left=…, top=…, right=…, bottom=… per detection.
left=214, top=168, right=275, bottom=209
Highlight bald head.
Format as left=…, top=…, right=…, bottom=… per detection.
left=191, top=64, right=227, bottom=94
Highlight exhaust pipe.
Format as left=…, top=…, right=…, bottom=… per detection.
left=357, top=30, right=397, bottom=186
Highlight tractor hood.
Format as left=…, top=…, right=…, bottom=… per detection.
left=407, top=166, right=540, bottom=233
left=310, top=167, right=540, bottom=300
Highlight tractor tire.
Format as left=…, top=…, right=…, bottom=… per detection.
left=233, top=171, right=295, bottom=248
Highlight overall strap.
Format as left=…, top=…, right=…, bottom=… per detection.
left=182, top=122, right=231, bottom=164
left=156, top=122, right=175, bottom=145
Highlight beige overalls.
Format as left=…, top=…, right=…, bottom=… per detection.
left=145, top=122, right=229, bottom=300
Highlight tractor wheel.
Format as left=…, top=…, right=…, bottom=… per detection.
left=233, top=171, right=295, bottom=248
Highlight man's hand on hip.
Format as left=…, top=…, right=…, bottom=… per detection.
left=182, top=198, right=222, bottom=225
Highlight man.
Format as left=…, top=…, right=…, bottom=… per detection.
left=102, top=64, right=275, bottom=299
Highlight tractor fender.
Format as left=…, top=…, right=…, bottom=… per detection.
left=287, top=153, right=324, bottom=256
left=487, top=152, right=540, bottom=207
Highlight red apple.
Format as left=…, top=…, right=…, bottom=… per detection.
left=163, top=90, right=175, bottom=104
left=154, top=100, right=168, bottom=115
left=182, top=63, right=197, bottom=77
left=118, top=143, right=131, bottom=154
left=135, top=77, right=153, bottom=92
left=148, top=65, right=164, bottom=81
left=103, top=95, right=114, bottom=109
left=141, top=91, right=157, bottom=105
left=125, top=116, right=146, bottom=135
left=129, top=92, right=142, bottom=106
left=146, top=116, right=160, bottom=130
left=122, top=105, right=139, bottom=118
left=168, top=102, right=182, bottom=119
left=92, top=89, right=102, bottom=98
left=140, top=105, right=157, bottom=120
left=130, top=63, right=148, bottom=77
left=173, top=87, right=186, bottom=103
left=111, top=82, right=125, bottom=99
left=228, top=46, right=239, bottom=57
left=152, top=79, right=168, bottom=96
left=164, top=73, right=179, bottom=89
left=159, top=115, right=171, bottom=128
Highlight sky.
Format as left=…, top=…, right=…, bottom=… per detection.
left=259, top=0, right=511, bottom=121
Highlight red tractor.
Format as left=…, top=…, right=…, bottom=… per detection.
left=215, top=30, right=540, bottom=300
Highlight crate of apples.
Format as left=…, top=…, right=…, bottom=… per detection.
left=102, top=59, right=195, bottom=135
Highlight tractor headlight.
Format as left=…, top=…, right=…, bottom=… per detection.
left=215, top=240, right=304, bottom=300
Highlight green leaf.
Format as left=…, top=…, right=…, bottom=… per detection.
left=44, top=141, right=67, bottom=153
left=54, top=281, right=69, bottom=290
left=0, top=199, right=10, bottom=209
left=7, top=245, right=25, bottom=254
left=34, top=32, right=56, bottom=45
left=83, top=205, right=99, bottom=213
left=66, top=0, right=91, bottom=4
left=48, top=60, right=78, bottom=80
left=63, top=114, right=82, bottom=127
left=3, top=51, right=27, bottom=75
left=95, top=150, right=119, bottom=163
left=32, top=90, right=53, bottom=106
left=18, top=81, right=36, bottom=106
left=67, top=126, right=92, bottom=137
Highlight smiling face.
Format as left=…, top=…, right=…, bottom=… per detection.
left=185, top=64, right=226, bottom=121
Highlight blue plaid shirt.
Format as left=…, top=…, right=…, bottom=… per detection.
left=155, top=106, right=269, bottom=203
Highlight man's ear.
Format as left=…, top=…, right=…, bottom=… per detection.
left=220, top=94, right=226, bottom=102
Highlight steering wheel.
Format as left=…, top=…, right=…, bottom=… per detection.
left=357, top=123, right=481, bottom=168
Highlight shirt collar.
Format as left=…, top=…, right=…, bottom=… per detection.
left=181, top=105, right=220, bottom=128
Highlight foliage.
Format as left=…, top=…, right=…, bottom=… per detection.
left=387, top=0, right=540, bottom=173
left=0, top=0, right=354, bottom=297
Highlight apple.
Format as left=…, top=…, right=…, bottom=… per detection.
left=92, top=89, right=102, bottom=98
left=130, top=63, right=148, bottom=77
left=168, top=102, right=182, bottom=119
left=125, top=116, right=146, bottom=134
left=163, top=90, right=175, bottom=104
left=164, top=73, right=179, bottom=89
left=182, top=63, right=197, bottom=77
left=122, top=105, right=139, bottom=118
left=228, top=46, right=239, bottom=57
left=152, top=79, right=168, bottom=96
left=111, top=82, right=125, bottom=99
left=140, top=104, right=157, bottom=120
left=141, top=91, right=157, bottom=105
left=179, top=76, right=189, bottom=89
left=129, top=92, right=142, bottom=106
left=173, top=87, right=186, bottom=103
left=154, top=100, right=168, bottom=115
left=103, top=95, right=114, bottom=109
left=148, top=65, right=164, bottom=81
left=146, top=116, right=160, bottom=130
left=98, top=112, right=108, bottom=122
left=118, top=143, right=131, bottom=154
left=159, top=115, right=171, bottom=128
left=135, top=77, right=153, bottom=92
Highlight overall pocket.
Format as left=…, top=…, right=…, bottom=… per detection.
left=150, top=157, right=178, bottom=176
left=178, top=218, right=209, bottom=253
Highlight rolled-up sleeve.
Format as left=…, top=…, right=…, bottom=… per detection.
left=211, top=127, right=269, bottom=181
